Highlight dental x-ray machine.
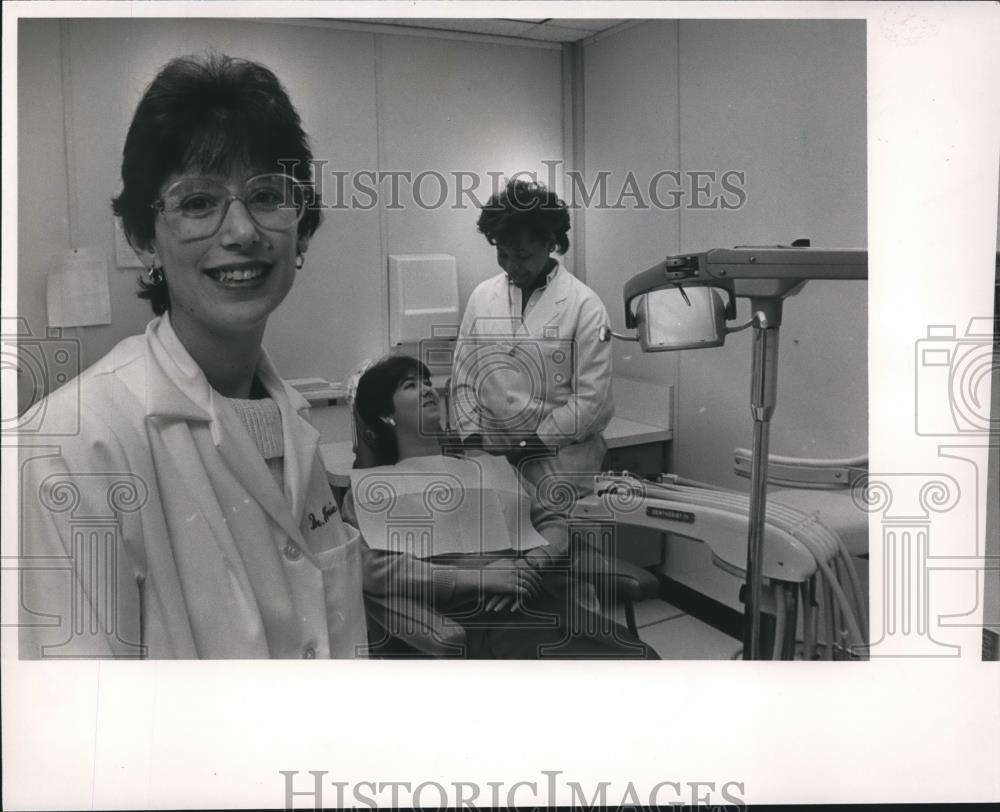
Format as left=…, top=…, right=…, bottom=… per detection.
left=595, top=240, right=868, bottom=659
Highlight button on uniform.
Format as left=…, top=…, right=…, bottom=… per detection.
left=302, top=645, right=316, bottom=659
left=283, top=541, right=303, bottom=561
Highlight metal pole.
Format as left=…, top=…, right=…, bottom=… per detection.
left=743, top=318, right=779, bottom=659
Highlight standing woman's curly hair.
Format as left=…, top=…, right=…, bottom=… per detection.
left=476, top=178, right=571, bottom=253
left=112, top=53, right=322, bottom=315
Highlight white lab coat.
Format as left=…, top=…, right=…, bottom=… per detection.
left=18, top=315, right=367, bottom=659
left=452, top=261, right=614, bottom=497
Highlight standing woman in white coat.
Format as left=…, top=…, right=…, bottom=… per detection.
left=452, top=178, right=614, bottom=503
left=19, top=54, right=367, bottom=659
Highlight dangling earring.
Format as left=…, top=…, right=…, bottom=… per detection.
left=381, top=416, right=396, bottom=427
left=295, top=253, right=305, bottom=270
left=146, top=264, right=164, bottom=285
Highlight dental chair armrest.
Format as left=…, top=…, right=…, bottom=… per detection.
left=602, top=559, right=660, bottom=603
left=364, top=593, right=468, bottom=657
left=569, top=528, right=660, bottom=603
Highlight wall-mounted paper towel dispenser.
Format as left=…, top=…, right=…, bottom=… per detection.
left=388, top=253, right=459, bottom=346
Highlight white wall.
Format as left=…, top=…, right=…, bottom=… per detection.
left=583, top=19, right=868, bottom=488
left=377, top=34, right=563, bottom=309
left=17, top=19, right=563, bottom=385
left=583, top=21, right=682, bottom=390
left=17, top=20, right=72, bottom=352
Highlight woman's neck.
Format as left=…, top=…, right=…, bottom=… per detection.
left=396, top=432, right=441, bottom=461
left=169, top=312, right=266, bottom=398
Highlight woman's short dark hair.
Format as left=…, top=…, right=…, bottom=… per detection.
left=354, top=355, right=431, bottom=466
left=476, top=178, right=570, bottom=255
left=112, top=53, right=322, bottom=314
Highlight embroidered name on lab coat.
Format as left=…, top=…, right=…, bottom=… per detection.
left=308, top=501, right=338, bottom=530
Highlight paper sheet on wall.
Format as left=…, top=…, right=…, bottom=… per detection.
left=46, top=247, right=112, bottom=327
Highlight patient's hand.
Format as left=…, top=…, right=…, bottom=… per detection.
left=482, top=558, right=542, bottom=612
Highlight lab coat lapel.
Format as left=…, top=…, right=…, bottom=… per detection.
left=144, top=315, right=214, bottom=426
left=147, top=316, right=309, bottom=544
left=523, top=264, right=570, bottom=338
left=470, top=278, right=520, bottom=337
left=256, top=350, right=318, bottom=529
left=486, top=277, right=517, bottom=332
left=213, top=411, right=305, bottom=545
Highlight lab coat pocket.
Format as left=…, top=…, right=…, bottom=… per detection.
left=312, top=531, right=369, bottom=658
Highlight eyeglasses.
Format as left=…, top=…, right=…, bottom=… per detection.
left=151, top=173, right=310, bottom=240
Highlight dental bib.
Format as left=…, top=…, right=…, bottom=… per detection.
left=349, top=454, right=548, bottom=557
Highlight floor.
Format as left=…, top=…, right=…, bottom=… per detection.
left=607, top=597, right=744, bottom=660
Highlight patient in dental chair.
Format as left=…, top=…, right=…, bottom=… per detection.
left=343, top=355, right=657, bottom=659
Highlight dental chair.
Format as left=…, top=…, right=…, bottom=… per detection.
left=346, top=399, right=466, bottom=657
left=344, top=361, right=658, bottom=656
left=570, top=464, right=869, bottom=660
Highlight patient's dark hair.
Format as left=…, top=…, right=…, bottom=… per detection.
left=112, top=52, right=322, bottom=315
left=476, top=178, right=570, bottom=255
left=354, top=355, right=432, bottom=467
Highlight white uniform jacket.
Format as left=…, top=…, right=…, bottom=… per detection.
left=452, top=261, right=614, bottom=450
left=18, top=315, right=367, bottom=659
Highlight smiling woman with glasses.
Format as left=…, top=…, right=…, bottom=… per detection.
left=19, top=53, right=368, bottom=660
left=152, top=173, right=310, bottom=241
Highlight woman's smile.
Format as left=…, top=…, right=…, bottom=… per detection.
left=204, top=260, right=274, bottom=287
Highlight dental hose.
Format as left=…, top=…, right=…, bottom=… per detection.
left=637, top=474, right=869, bottom=632
left=838, top=542, right=868, bottom=639
left=771, top=583, right=784, bottom=660
left=782, top=581, right=798, bottom=659
left=801, top=579, right=815, bottom=659
left=806, top=578, right=820, bottom=660
left=645, top=478, right=868, bottom=652
left=636, top=479, right=867, bottom=651
left=599, top=473, right=868, bottom=657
